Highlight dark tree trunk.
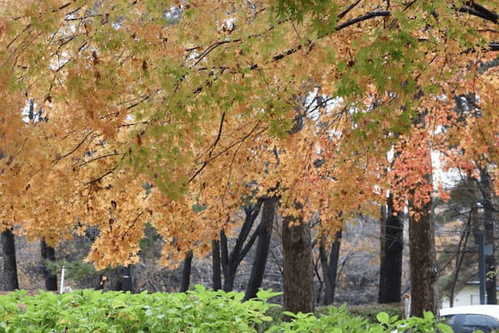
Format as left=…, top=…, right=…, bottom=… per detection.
left=102, top=268, right=129, bottom=291
left=479, top=168, right=497, bottom=304
left=449, top=210, right=473, bottom=307
left=409, top=199, right=438, bottom=317
left=1, top=228, right=19, bottom=290
left=41, top=240, right=57, bottom=291
left=320, top=229, right=342, bottom=305
left=244, top=197, right=276, bottom=300
left=220, top=230, right=236, bottom=292
left=378, top=193, right=404, bottom=303
left=220, top=201, right=263, bottom=292
left=212, top=240, right=222, bottom=290
left=180, top=251, right=193, bottom=292
left=282, top=212, right=314, bottom=314
left=120, top=265, right=133, bottom=292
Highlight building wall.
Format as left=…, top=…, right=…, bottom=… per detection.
left=442, top=285, right=480, bottom=308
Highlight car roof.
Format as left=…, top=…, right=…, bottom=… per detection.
left=440, top=305, right=499, bottom=320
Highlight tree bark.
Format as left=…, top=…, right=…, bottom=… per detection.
left=212, top=240, right=222, bottom=290
left=409, top=198, right=438, bottom=316
left=117, top=265, right=133, bottom=292
left=219, top=201, right=263, bottom=292
left=449, top=210, right=473, bottom=307
left=244, top=197, right=276, bottom=300
left=379, top=193, right=404, bottom=303
left=1, top=228, right=19, bottom=291
left=320, top=229, right=342, bottom=305
left=41, top=240, right=58, bottom=291
left=479, top=168, right=497, bottom=304
left=282, top=211, right=314, bottom=313
left=220, top=229, right=236, bottom=291
left=180, top=250, right=193, bottom=292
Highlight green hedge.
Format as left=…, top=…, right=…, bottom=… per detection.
left=0, top=288, right=452, bottom=333
left=348, top=303, right=404, bottom=323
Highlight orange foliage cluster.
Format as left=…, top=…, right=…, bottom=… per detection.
left=0, top=0, right=497, bottom=268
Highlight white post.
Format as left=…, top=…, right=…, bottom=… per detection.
left=403, top=293, right=411, bottom=318
left=59, top=265, right=65, bottom=294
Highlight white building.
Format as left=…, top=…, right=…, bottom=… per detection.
left=442, top=281, right=499, bottom=308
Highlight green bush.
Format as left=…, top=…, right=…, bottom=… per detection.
left=347, top=303, right=404, bottom=323
left=269, top=306, right=453, bottom=333
left=0, top=286, right=278, bottom=333
left=0, top=288, right=453, bottom=333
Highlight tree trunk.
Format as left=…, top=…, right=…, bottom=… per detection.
left=409, top=199, right=438, bottom=316
left=220, top=230, right=236, bottom=292
left=282, top=212, right=314, bottom=314
left=220, top=201, right=263, bottom=292
left=449, top=210, right=473, bottom=307
left=320, top=229, right=342, bottom=305
left=479, top=168, right=497, bottom=304
left=41, top=240, right=57, bottom=291
left=379, top=193, right=404, bottom=303
left=212, top=240, right=222, bottom=290
left=180, top=250, right=193, bottom=292
left=117, top=265, right=133, bottom=292
left=102, top=267, right=129, bottom=291
left=1, top=228, right=19, bottom=290
left=244, top=197, right=276, bottom=300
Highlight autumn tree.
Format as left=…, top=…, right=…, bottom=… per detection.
left=0, top=0, right=497, bottom=314
left=444, top=86, right=498, bottom=304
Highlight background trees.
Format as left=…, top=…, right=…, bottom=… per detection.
left=0, top=0, right=497, bottom=314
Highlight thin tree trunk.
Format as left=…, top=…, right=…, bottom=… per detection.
left=479, top=168, right=497, bottom=304
left=1, top=228, right=19, bottom=290
left=212, top=240, right=222, bottom=290
left=379, top=193, right=403, bottom=303
left=244, top=197, right=276, bottom=300
left=180, top=250, right=193, bottom=292
left=282, top=210, right=314, bottom=314
left=409, top=192, right=438, bottom=316
left=220, top=229, right=236, bottom=292
left=320, top=229, right=342, bottom=305
left=41, top=240, right=57, bottom=291
left=449, top=210, right=473, bottom=307
left=220, top=201, right=263, bottom=292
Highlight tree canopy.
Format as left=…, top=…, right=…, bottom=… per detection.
left=0, top=0, right=497, bottom=270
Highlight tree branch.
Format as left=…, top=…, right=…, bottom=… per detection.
left=334, top=11, right=391, bottom=32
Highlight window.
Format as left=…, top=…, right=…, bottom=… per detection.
left=462, top=314, right=499, bottom=333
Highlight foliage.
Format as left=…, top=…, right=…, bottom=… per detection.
left=268, top=306, right=452, bottom=333
left=0, top=0, right=497, bottom=271
left=0, top=286, right=279, bottom=333
left=0, top=289, right=453, bottom=333
left=344, top=303, right=404, bottom=323
left=44, top=259, right=105, bottom=284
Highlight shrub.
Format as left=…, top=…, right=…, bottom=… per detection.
left=0, top=289, right=452, bottom=333
left=0, top=286, right=278, bottom=333
left=268, top=306, right=452, bottom=333
left=348, top=303, right=404, bottom=322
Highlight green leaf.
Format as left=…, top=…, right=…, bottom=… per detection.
left=376, top=312, right=390, bottom=324
left=436, top=323, right=454, bottom=333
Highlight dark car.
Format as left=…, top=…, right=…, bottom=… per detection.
left=440, top=305, right=499, bottom=333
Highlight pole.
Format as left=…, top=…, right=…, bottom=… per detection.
left=478, top=232, right=486, bottom=304
left=59, top=265, right=65, bottom=294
